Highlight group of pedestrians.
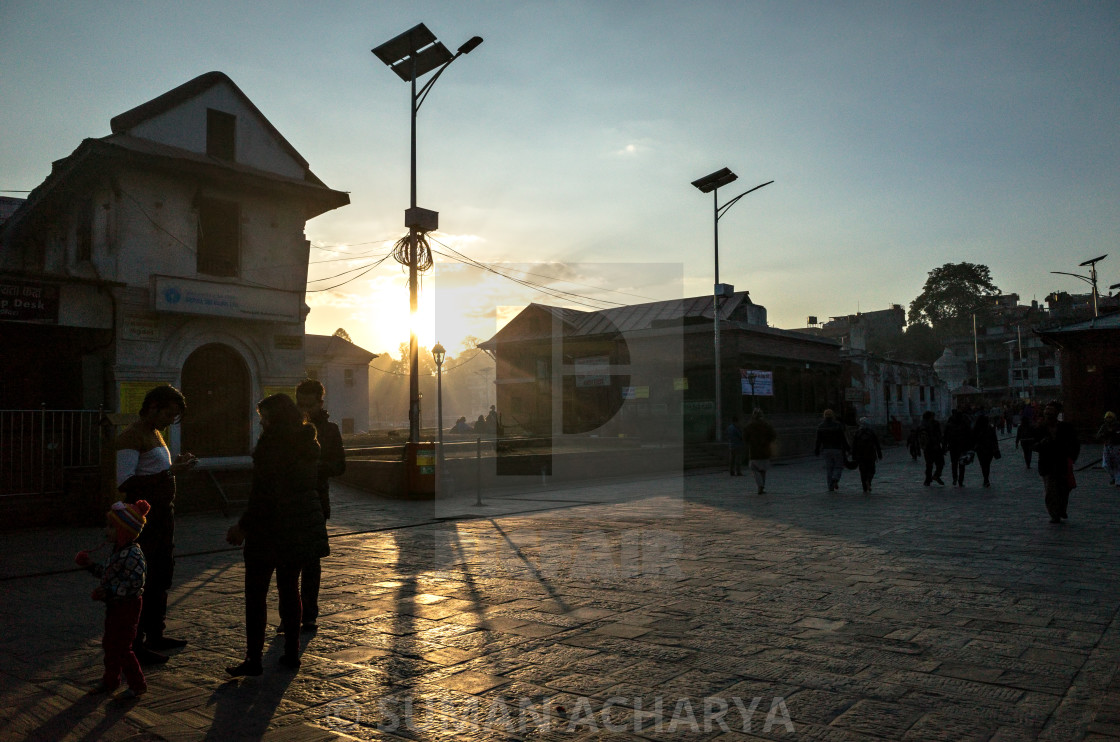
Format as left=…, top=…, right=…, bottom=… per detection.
left=812, top=410, right=884, bottom=493
left=918, top=401, right=1085, bottom=525
left=77, top=381, right=346, bottom=699
left=820, top=401, right=1096, bottom=526
left=726, top=409, right=777, bottom=494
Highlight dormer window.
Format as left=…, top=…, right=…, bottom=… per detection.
left=206, top=109, right=236, bottom=161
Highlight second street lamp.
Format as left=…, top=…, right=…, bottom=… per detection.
left=691, top=169, right=773, bottom=442
left=432, top=342, right=447, bottom=495
left=372, top=23, right=482, bottom=495
left=1051, top=254, right=1108, bottom=318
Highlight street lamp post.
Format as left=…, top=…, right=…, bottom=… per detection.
left=690, top=169, right=773, bottom=442
left=1051, top=254, right=1108, bottom=318
left=373, top=24, right=482, bottom=494
left=432, top=342, right=448, bottom=494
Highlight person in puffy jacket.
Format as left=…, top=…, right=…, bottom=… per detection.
left=225, top=394, right=329, bottom=676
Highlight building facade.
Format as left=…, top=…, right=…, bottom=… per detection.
left=483, top=293, right=845, bottom=451
left=305, top=334, right=377, bottom=435
left=0, top=72, right=348, bottom=461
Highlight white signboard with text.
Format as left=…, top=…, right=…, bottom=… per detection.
left=152, top=275, right=301, bottom=322
left=740, top=369, right=774, bottom=396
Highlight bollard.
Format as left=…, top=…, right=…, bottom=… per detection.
left=474, top=437, right=483, bottom=506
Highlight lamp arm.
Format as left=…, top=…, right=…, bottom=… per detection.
left=717, top=180, right=774, bottom=221
left=1050, top=271, right=1094, bottom=287
left=415, top=51, right=463, bottom=112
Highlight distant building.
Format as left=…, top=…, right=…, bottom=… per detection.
left=0, top=72, right=348, bottom=461
left=802, top=305, right=906, bottom=351
left=304, top=334, right=377, bottom=435
left=482, top=292, right=845, bottom=452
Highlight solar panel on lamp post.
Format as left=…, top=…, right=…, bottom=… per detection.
left=372, top=24, right=482, bottom=495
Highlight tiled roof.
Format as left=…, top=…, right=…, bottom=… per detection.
left=305, top=334, right=377, bottom=363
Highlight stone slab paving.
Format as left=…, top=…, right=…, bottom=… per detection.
left=2, top=440, right=1119, bottom=741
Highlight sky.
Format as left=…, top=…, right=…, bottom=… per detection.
left=2, top=1, right=1119, bottom=358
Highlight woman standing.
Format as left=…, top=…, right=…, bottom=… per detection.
left=225, top=394, right=328, bottom=676
left=972, top=414, right=1001, bottom=488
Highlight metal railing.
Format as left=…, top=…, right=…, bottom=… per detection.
left=0, top=408, right=102, bottom=496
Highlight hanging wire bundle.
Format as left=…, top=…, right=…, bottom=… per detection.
left=392, top=232, right=434, bottom=272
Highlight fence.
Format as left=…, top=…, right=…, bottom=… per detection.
left=0, top=408, right=103, bottom=497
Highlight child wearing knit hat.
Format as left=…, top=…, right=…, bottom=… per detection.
left=76, top=500, right=151, bottom=698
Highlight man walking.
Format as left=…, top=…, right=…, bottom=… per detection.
left=1031, top=401, right=1080, bottom=524
left=919, top=410, right=946, bottom=486
left=743, top=408, right=776, bottom=494
left=814, top=409, right=849, bottom=491
left=293, top=379, right=347, bottom=631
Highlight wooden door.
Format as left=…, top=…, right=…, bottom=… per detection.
left=180, top=343, right=250, bottom=456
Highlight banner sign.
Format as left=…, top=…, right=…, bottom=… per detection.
left=575, top=356, right=610, bottom=387
left=0, top=279, right=60, bottom=323
left=740, top=369, right=774, bottom=396
left=153, top=275, right=301, bottom=322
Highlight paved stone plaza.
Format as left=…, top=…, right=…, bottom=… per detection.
left=2, top=442, right=1119, bottom=741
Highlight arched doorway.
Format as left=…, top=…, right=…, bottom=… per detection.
left=181, top=343, right=250, bottom=456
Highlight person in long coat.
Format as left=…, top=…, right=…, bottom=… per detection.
left=943, top=410, right=974, bottom=487
left=225, top=394, right=329, bottom=676
left=972, top=414, right=1001, bottom=488
left=852, top=418, right=883, bottom=493
left=1031, top=401, right=1080, bottom=524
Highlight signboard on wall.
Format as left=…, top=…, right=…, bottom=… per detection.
left=0, top=280, right=59, bottom=323
left=740, top=369, right=773, bottom=396
left=575, top=356, right=610, bottom=387
left=152, top=275, right=301, bottom=322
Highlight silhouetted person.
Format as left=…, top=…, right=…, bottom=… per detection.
left=1030, top=401, right=1080, bottom=524
left=852, top=418, right=882, bottom=493
left=726, top=415, right=745, bottom=476
left=292, top=379, right=346, bottom=632
left=744, top=408, right=777, bottom=494
left=226, top=394, right=329, bottom=676
left=972, top=414, right=1001, bottom=488
left=920, top=411, right=945, bottom=486
left=944, top=410, right=973, bottom=487
left=815, top=409, right=849, bottom=491
left=116, top=384, right=197, bottom=665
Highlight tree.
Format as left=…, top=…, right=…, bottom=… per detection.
left=908, top=262, right=1000, bottom=337
left=333, top=327, right=352, bottom=342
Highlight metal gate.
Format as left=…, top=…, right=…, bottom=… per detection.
left=0, top=408, right=102, bottom=496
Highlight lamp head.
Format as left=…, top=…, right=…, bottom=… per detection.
left=458, top=36, right=483, bottom=55
left=432, top=342, right=446, bottom=367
